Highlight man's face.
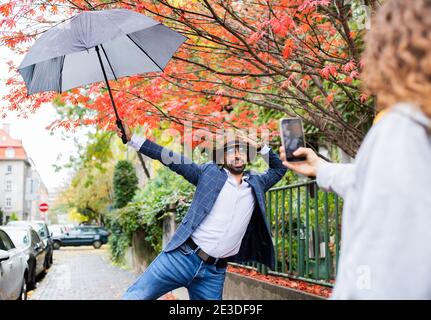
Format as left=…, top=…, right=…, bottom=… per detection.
left=290, top=122, right=302, bottom=136
left=224, top=144, right=247, bottom=174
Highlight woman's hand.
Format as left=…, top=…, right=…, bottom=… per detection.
left=279, top=147, right=326, bottom=177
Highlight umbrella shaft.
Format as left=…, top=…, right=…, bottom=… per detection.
left=95, top=45, right=120, bottom=120
left=95, top=45, right=127, bottom=144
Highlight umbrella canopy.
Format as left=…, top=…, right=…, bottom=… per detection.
left=19, top=9, right=186, bottom=94
left=18, top=9, right=186, bottom=143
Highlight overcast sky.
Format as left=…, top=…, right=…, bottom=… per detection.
left=0, top=46, right=91, bottom=192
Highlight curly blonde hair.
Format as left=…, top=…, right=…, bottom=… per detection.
left=362, top=0, right=431, bottom=119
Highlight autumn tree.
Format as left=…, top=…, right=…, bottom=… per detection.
left=54, top=131, right=117, bottom=224
left=1, top=0, right=380, bottom=156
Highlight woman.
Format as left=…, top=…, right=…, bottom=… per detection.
left=280, top=0, right=431, bottom=299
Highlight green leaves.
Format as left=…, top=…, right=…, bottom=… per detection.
left=113, top=160, right=139, bottom=209
left=106, top=166, right=195, bottom=261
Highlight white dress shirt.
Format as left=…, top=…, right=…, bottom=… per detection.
left=317, top=103, right=431, bottom=299
left=191, top=168, right=256, bottom=258
left=128, top=134, right=271, bottom=258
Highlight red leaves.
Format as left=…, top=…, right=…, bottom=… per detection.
left=282, top=38, right=295, bottom=59
left=0, top=2, right=13, bottom=16
left=319, top=64, right=338, bottom=79
left=342, top=60, right=356, bottom=73
left=299, top=0, right=331, bottom=11
left=326, top=93, right=334, bottom=104
left=360, top=92, right=369, bottom=103
left=248, top=31, right=266, bottom=45
left=270, top=14, right=295, bottom=37
left=231, top=77, right=249, bottom=89
left=227, top=265, right=332, bottom=298
left=0, top=0, right=367, bottom=144
left=350, top=71, right=360, bottom=79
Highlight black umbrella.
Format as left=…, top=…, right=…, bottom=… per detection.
left=18, top=9, right=186, bottom=143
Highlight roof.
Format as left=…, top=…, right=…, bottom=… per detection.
left=0, top=128, right=29, bottom=161
left=0, top=225, right=33, bottom=233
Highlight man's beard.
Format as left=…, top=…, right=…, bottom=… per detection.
left=225, top=160, right=246, bottom=174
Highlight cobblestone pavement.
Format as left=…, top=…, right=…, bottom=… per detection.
left=29, top=246, right=137, bottom=300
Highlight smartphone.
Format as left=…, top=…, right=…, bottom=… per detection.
left=279, top=117, right=306, bottom=162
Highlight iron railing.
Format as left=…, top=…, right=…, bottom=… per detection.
left=232, top=180, right=342, bottom=287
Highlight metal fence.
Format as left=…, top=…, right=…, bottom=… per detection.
left=233, top=180, right=342, bottom=287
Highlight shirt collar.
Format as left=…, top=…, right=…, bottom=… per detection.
left=223, top=168, right=249, bottom=182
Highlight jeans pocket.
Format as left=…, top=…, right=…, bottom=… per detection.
left=214, top=266, right=227, bottom=275
left=178, top=243, right=194, bottom=255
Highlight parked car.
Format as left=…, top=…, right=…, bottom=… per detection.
left=7, top=221, right=54, bottom=269
left=48, top=224, right=66, bottom=238
left=54, top=226, right=110, bottom=249
left=0, top=228, right=28, bottom=300
left=2, top=226, right=46, bottom=289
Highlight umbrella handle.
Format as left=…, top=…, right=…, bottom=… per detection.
left=116, top=120, right=128, bottom=144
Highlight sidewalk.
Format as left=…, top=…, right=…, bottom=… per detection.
left=29, top=246, right=137, bottom=300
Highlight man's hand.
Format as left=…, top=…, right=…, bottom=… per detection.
left=236, top=130, right=262, bottom=150
left=279, top=147, right=326, bottom=177
left=116, top=121, right=132, bottom=143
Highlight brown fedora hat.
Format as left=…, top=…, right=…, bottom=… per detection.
left=211, top=136, right=258, bottom=164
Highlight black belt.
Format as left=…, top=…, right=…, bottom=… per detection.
left=185, top=238, right=228, bottom=268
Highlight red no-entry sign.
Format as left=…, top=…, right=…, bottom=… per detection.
left=39, top=203, right=49, bottom=212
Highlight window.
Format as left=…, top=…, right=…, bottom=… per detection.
left=5, top=180, right=11, bottom=192
left=5, top=229, right=29, bottom=248
left=36, top=225, right=47, bottom=239
left=0, top=230, right=15, bottom=250
left=5, top=197, right=11, bottom=208
left=6, top=165, right=12, bottom=174
left=5, top=148, right=15, bottom=159
left=31, top=230, right=41, bottom=247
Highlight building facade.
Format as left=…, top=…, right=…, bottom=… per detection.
left=0, top=124, right=47, bottom=224
left=27, top=167, right=49, bottom=222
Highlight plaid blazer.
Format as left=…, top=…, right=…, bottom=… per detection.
left=139, top=139, right=287, bottom=269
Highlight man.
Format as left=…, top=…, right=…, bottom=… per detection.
left=117, top=123, right=286, bottom=300
left=285, top=121, right=304, bottom=154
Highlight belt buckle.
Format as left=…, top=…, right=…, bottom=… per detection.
left=206, top=256, right=218, bottom=265
left=197, top=249, right=217, bottom=265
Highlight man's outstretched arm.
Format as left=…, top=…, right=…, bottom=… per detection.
left=118, top=124, right=202, bottom=186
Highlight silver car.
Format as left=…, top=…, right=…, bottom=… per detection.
left=2, top=226, right=46, bottom=290
left=7, top=221, right=53, bottom=269
left=0, top=228, right=28, bottom=300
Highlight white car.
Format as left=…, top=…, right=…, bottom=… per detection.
left=48, top=224, right=67, bottom=238
left=0, top=228, right=29, bottom=300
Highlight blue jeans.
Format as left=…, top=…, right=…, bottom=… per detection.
left=123, top=242, right=227, bottom=300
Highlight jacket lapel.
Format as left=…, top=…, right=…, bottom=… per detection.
left=245, top=175, right=267, bottom=221
left=197, top=167, right=228, bottom=222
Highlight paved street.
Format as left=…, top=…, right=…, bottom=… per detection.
left=29, top=246, right=137, bottom=300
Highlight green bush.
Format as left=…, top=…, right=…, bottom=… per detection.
left=113, top=160, right=138, bottom=209
left=106, top=166, right=195, bottom=263
left=106, top=203, right=141, bottom=263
